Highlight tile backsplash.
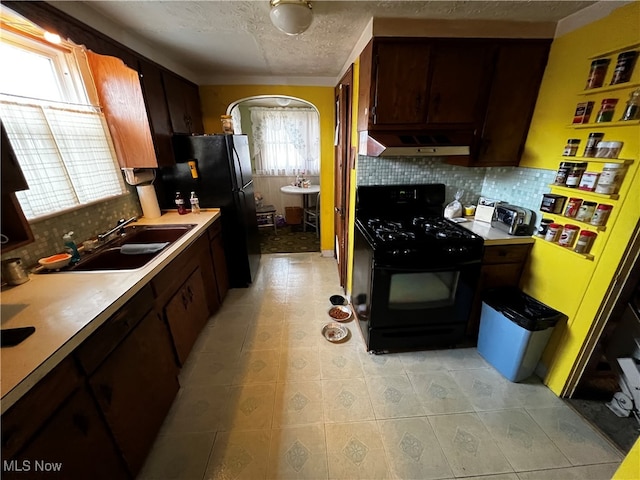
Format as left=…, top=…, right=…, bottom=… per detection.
left=2, top=189, right=142, bottom=269
left=357, top=156, right=487, bottom=205
left=357, top=155, right=555, bottom=224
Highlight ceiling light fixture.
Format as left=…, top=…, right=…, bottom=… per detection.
left=269, top=0, right=313, bottom=36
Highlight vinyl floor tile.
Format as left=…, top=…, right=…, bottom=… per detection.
left=278, top=347, right=322, bottom=382
left=137, top=432, right=215, bottom=480
left=273, top=381, right=325, bottom=427
left=515, top=462, right=621, bottom=479
left=378, top=417, right=453, bottom=480
left=478, top=409, right=570, bottom=471
left=268, top=424, right=329, bottom=479
left=526, top=405, right=623, bottom=466
left=204, top=429, right=271, bottom=480
left=322, top=378, right=375, bottom=423
left=325, top=421, right=391, bottom=479
left=366, top=374, right=425, bottom=419
left=219, top=383, right=276, bottom=431
left=408, top=370, right=475, bottom=415
left=429, top=413, right=513, bottom=477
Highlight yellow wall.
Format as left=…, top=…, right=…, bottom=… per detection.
left=520, top=2, right=640, bottom=394
left=613, top=437, right=640, bottom=480
left=199, top=85, right=335, bottom=252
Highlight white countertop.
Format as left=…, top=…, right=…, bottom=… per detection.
left=0, top=210, right=220, bottom=414
left=458, top=218, right=535, bottom=245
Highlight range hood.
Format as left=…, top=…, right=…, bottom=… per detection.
left=359, top=129, right=474, bottom=158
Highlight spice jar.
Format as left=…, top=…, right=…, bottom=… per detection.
left=595, top=141, right=624, bottom=159
left=564, top=198, right=583, bottom=218
left=220, top=115, right=234, bottom=134
left=582, top=132, right=604, bottom=157
left=595, top=98, right=619, bottom=123
left=610, top=51, right=638, bottom=85
left=576, top=201, right=597, bottom=223
left=565, top=162, right=588, bottom=188
left=620, top=88, right=640, bottom=121
left=578, top=172, right=600, bottom=192
left=562, top=139, right=581, bottom=156
left=553, top=162, right=574, bottom=185
left=594, top=163, right=626, bottom=194
left=585, top=58, right=610, bottom=89
left=590, top=204, right=613, bottom=226
left=537, top=218, right=553, bottom=237
left=574, top=230, right=597, bottom=254
left=558, top=224, right=580, bottom=247
left=545, top=223, right=563, bottom=242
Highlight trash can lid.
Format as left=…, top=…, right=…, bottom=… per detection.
left=482, top=287, right=566, bottom=331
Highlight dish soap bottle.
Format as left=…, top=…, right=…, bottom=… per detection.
left=190, top=191, right=201, bottom=214
left=63, top=231, right=81, bottom=264
left=175, top=191, right=187, bottom=215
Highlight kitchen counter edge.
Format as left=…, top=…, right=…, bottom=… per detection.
left=0, top=210, right=220, bottom=414
left=460, top=218, right=536, bottom=245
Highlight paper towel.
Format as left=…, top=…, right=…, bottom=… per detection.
left=137, top=184, right=161, bottom=219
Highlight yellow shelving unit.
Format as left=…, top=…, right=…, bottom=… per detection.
left=532, top=235, right=595, bottom=261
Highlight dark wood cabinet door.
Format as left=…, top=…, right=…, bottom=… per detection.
left=426, top=40, right=494, bottom=125
left=162, top=71, right=204, bottom=135
left=6, top=387, right=129, bottom=480
left=209, top=220, right=229, bottom=303
left=476, top=41, right=550, bottom=166
left=89, top=310, right=179, bottom=476
left=371, top=41, right=431, bottom=126
left=1, top=121, right=28, bottom=193
left=164, top=267, right=210, bottom=365
left=138, top=60, right=175, bottom=167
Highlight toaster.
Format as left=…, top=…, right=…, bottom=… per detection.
left=491, top=204, right=535, bottom=236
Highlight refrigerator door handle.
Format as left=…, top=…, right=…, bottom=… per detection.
left=232, top=144, right=246, bottom=188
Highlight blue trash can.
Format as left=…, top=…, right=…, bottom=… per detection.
left=477, top=288, right=565, bottom=382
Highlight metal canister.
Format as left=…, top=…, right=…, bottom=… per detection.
left=1, top=258, right=30, bottom=285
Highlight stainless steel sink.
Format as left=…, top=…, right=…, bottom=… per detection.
left=67, top=224, right=196, bottom=271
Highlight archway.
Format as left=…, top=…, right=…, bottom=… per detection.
left=229, top=95, right=322, bottom=253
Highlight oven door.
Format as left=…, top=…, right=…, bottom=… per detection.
left=370, top=261, right=480, bottom=330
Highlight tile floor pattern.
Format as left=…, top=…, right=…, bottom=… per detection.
left=138, top=253, right=623, bottom=480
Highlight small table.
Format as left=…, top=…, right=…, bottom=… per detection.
left=280, top=185, right=320, bottom=233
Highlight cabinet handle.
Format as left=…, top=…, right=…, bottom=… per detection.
left=181, top=291, right=189, bottom=309
left=187, top=285, right=194, bottom=302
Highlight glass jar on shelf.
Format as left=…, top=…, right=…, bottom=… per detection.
left=595, top=98, right=619, bottom=123
left=620, top=88, right=640, bottom=121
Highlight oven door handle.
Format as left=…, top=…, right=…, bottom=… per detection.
left=374, top=259, right=481, bottom=270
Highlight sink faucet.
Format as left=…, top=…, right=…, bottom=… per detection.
left=97, top=216, right=138, bottom=242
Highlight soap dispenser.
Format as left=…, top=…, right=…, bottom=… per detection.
left=63, top=231, right=81, bottom=264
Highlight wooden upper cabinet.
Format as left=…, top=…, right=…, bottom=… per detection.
left=138, top=60, right=175, bottom=167
left=474, top=40, right=551, bottom=166
left=86, top=50, right=158, bottom=169
left=371, top=41, right=432, bottom=126
left=161, top=71, right=204, bottom=135
left=426, top=40, right=494, bottom=125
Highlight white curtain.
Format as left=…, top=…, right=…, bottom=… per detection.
left=250, top=107, right=320, bottom=176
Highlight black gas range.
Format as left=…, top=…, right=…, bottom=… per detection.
left=352, top=184, right=484, bottom=353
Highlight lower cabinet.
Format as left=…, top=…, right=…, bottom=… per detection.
left=1, top=220, right=227, bottom=478
left=1, top=358, right=128, bottom=480
left=88, top=309, right=179, bottom=476
left=209, top=218, right=229, bottom=302
left=6, top=387, right=129, bottom=480
left=468, top=243, right=533, bottom=337
left=164, top=266, right=210, bottom=365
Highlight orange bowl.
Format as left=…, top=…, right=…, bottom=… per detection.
left=39, top=253, right=72, bottom=270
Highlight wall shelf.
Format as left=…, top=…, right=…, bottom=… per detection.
left=578, top=82, right=640, bottom=96
left=557, top=157, right=634, bottom=165
left=532, top=235, right=595, bottom=261
left=569, top=120, right=640, bottom=129
left=548, top=184, right=619, bottom=200
left=588, top=43, right=640, bottom=60
left=541, top=212, right=606, bottom=232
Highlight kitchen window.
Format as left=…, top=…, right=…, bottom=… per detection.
left=0, top=29, right=126, bottom=220
left=249, top=106, right=320, bottom=176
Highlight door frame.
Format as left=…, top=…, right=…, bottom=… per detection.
left=334, top=66, right=353, bottom=288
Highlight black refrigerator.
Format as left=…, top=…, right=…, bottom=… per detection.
left=155, top=134, right=260, bottom=287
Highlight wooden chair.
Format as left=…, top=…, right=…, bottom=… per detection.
left=303, top=192, right=320, bottom=237
left=256, top=204, right=277, bottom=233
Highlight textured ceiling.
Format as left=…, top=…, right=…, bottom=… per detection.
left=72, top=1, right=597, bottom=84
